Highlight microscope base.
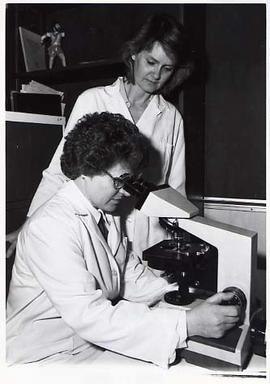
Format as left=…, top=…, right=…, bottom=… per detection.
left=179, top=350, right=243, bottom=371
left=179, top=324, right=251, bottom=371
left=164, top=290, right=195, bottom=305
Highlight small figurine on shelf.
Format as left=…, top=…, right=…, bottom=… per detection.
left=41, top=23, right=66, bottom=70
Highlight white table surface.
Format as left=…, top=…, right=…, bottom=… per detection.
left=1, top=345, right=266, bottom=384
left=97, top=347, right=266, bottom=373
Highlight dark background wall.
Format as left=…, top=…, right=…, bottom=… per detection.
left=204, top=4, right=266, bottom=200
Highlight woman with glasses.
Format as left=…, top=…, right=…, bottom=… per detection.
left=7, top=112, right=240, bottom=367
left=6, top=13, right=193, bottom=259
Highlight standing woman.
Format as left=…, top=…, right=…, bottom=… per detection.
left=6, top=13, right=192, bottom=258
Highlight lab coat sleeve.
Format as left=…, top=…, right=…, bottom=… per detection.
left=27, top=91, right=96, bottom=217
left=64, top=91, right=94, bottom=134
left=120, top=250, right=176, bottom=306
left=23, top=215, right=187, bottom=368
left=27, top=138, right=68, bottom=216
left=167, top=110, right=186, bottom=197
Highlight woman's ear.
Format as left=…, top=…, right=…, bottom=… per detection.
left=131, top=54, right=135, bottom=61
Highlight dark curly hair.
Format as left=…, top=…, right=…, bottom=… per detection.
left=60, top=112, right=150, bottom=180
left=121, top=13, right=193, bottom=96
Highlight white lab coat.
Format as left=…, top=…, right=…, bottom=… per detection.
left=7, top=181, right=187, bottom=367
left=27, top=77, right=186, bottom=256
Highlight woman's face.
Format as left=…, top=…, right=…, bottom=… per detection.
left=132, top=41, right=176, bottom=94
left=77, top=163, right=131, bottom=213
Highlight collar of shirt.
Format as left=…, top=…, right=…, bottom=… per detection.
left=105, top=77, right=167, bottom=115
left=97, top=209, right=110, bottom=229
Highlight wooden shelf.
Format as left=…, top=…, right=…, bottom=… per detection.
left=14, top=58, right=125, bottom=85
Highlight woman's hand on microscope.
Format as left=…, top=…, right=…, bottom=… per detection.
left=186, top=291, right=240, bottom=339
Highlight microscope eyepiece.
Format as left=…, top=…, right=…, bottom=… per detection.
left=122, top=175, right=151, bottom=197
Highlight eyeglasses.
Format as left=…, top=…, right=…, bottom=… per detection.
left=103, top=170, right=133, bottom=191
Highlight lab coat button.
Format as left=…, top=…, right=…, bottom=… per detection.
left=112, top=270, right=117, bottom=276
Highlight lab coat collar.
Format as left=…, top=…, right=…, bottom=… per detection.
left=58, top=181, right=121, bottom=256
left=56, top=181, right=108, bottom=249
left=59, top=180, right=101, bottom=221
left=105, top=77, right=167, bottom=116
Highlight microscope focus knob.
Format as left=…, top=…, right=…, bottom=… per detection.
left=221, top=286, right=247, bottom=322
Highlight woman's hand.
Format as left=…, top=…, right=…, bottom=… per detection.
left=6, top=227, right=22, bottom=258
left=186, top=292, right=241, bottom=339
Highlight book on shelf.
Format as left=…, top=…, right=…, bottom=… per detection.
left=20, top=81, right=64, bottom=98
left=10, top=81, right=65, bottom=116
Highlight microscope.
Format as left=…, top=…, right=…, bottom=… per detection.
left=123, top=176, right=257, bottom=371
